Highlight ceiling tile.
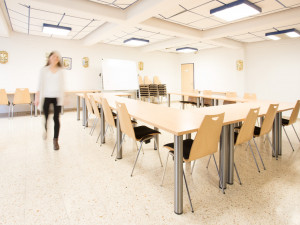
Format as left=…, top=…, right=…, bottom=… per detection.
left=189, top=18, right=223, bottom=29
left=255, top=0, right=284, bottom=14
left=169, top=11, right=204, bottom=24
left=190, top=1, right=224, bottom=17
left=241, top=37, right=266, bottom=42
left=158, top=5, right=185, bottom=19
left=30, top=8, right=63, bottom=23
left=178, top=0, right=214, bottom=9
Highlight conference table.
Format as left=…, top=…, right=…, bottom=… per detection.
left=86, top=92, right=295, bottom=214
left=168, top=91, right=248, bottom=108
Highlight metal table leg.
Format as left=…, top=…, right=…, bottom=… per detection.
left=219, top=125, right=229, bottom=189
left=168, top=94, right=171, bottom=107
left=34, top=93, right=37, bottom=117
left=154, top=127, right=159, bottom=150
left=227, top=124, right=234, bottom=185
left=201, top=97, right=204, bottom=107
left=196, top=97, right=200, bottom=108
left=181, top=96, right=185, bottom=110
left=174, top=135, right=183, bottom=215
left=186, top=133, right=191, bottom=139
left=116, top=115, right=123, bottom=159
left=272, top=112, right=282, bottom=159
left=100, top=105, right=105, bottom=144
left=77, top=95, right=80, bottom=121
left=82, top=97, right=87, bottom=126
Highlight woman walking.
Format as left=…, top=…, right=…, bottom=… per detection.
left=35, top=51, right=65, bottom=150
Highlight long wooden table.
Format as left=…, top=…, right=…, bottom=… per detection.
left=168, top=91, right=248, bottom=108
left=87, top=92, right=295, bottom=214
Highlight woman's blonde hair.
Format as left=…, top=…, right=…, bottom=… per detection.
left=46, top=51, right=62, bottom=67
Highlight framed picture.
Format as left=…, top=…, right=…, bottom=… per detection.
left=0, top=51, right=8, bottom=64
left=82, top=57, right=89, bottom=68
left=62, top=57, right=72, bottom=70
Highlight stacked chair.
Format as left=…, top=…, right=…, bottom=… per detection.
left=11, top=88, right=33, bottom=117
left=0, top=89, right=10, bottom=118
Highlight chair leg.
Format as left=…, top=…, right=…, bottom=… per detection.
left=31, top=103, right=32, bottom=117
left=161, top=152, right=171, bottom=186
left=90, top=118, right=98, bottom=135
left=291, top=124, right=300, bottom=142
left=248, top=141, right=260, bottom=173
left=206, top=155, right=212, bottom=168
left=234, top=162, right=242, bottom=185
left=154, top=138, right=163, bottom=167
left=131, top=141, right=143, bottom=177
left=12, top=105, right=14, bottom=119
left=283, top=126, right=295, bottom=151
left=191, top=160, right=196, bottom=174
left=252, top=138, right=266, bottom=170
left=183, top=170, right=194, bottom=213
left=212, top=154, right=225, bottom=194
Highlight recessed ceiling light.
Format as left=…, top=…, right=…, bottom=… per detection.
left=210, top=0, right=261, bottom=22
left=123, top=38, right=149, bottom=47
left=265, top=28, right=300, bottom=40
left=43, top=23, right=71, bottom=36
left=176, top=47, right=198, bottom=53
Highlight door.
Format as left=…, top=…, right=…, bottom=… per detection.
left=181, top=63, right=194, bottom=100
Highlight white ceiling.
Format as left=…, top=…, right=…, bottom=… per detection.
left=1, top=0, right=300, bottom=52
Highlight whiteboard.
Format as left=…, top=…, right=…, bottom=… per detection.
left=102, top=58, right=139, bottom=90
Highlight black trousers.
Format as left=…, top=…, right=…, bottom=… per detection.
left=43, top=98, right=61, bottom=138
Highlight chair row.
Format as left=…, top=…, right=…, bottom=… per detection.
left=138, top=75, right=162, bottom=85
left=0, top=88, right=33, bottom=118
left=83, top=95, right=300, bottom=213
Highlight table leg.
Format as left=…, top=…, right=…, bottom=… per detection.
left=174, top=135, right=183, bottom=215
left=116, top=114, right=123, bottom=159
left=82, top=97, right=87, bottom=126
left=196, top=97, right=200, bottom=108
left=186, top=133, right=191, bottom=139
left=272, top=112, right=282, bottom=159
left=181, top=96, right=185, bottom=110
left=168, top=94, right=171, bottom=107
left=77, top=96, right=80, bottom=121
left=201, top=97, right=204, bottom=107
left=100, top=105, right=106, bottom=144
left=227, top=124, right=234, bottom=185
left=219, top=125, right=229, bottom=189
left=154, top=127, right=159, bottom=150
left=33, top=93, right=37, bottom=117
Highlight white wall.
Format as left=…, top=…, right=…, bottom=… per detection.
left=0, top=32, right=180, bottom=112
left=245, top=39, right=300, bottom=103
left=178, top=47, right=245, bottom=96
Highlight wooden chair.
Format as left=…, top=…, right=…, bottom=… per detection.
left=0, top=89, right=10, bottom=117
left=233, top=108, right=260, bottom=184
left=223, top=92, right=237, bottom=105
left=161, top=113, right=225, bottom=212
left=144, top=76, right=152, bottom=85
left=252, top=104, right=279, bottom=160
left=243, top=93, right=257, bottom=100
left=100, top=97, right=136, bottom=155
left=138, top=75, right=144, bottom=85
left=116, top=102, right=163, bottom=176
left=202, top=90, right=213, bottom=107
left=282, top=100, right=300, bottom=151
left=12, top=88, right=32, bottom=118
left=153, top=76, right=161, bottom=84
left=88, top=95, right=101, bottom=136
left=179, top=90, right=198, bottom=108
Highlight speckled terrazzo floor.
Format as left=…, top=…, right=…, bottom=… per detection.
left=0, top=106, right=299, bottom=225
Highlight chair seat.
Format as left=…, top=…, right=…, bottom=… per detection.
left=179, top=101, right=197, bottom=105
left=253, top=126, right=261, bottom=136
left=164, top=139, right=194, bottom=160
left=282, top=118, right=289, bottom=126
left=134, top=126, right=160, bottom=141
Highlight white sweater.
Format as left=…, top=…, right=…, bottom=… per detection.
left=38, top=66, right=65, bottom=106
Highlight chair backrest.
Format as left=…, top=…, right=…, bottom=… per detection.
left=89, top=95, right=100, bottom=119
left=187, top=113, right=225, bottom=162
left=144, top=76, right=152, bottom=85
left=138, top=76, right=144, bottom=85
left=84, top=94, right=94, bottom=115
left=153, top=76, right=161, bottom=84
left=235, top=107, right=260, bottom=145
left=224, top=92, right=237, bottom=105
left=101, top=97, right=116, bottom=128
left=13, top=88, right=31, bottom=105
left=0, top=89, right=9, bottom=105
left=116, top=102, right=136, bottom=140
left=243, top=93, right=257, bottom=100
left=203, top=90, right=212, bottom=105
left=226, top=92, right=237, bottom=98
left=288, top=100, right=300, bottom=125
left=260, top=104, right=279, bottom=136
